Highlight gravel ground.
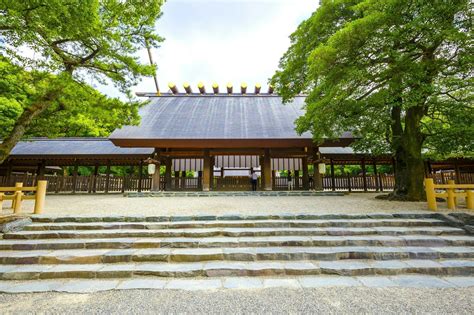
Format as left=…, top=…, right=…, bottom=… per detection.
left=2, top=193, right=468, bottom=217
left=0, top=287, right=473, bottom=314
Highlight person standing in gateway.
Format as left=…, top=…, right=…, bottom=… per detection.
left=287, top=170, right=294, bottom=191
left=251, top=171, right=258, bottom=191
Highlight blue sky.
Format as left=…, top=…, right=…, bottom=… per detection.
left=127, top=0, right=319, bottom=95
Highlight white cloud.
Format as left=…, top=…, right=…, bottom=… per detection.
left=105, top=0, right=319, bottom=96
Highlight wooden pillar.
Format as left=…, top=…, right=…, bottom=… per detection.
left=165, top=158, right=172, bottom=191
left=361, top=158, right=367, bottom=192
left=138, top=161, right=143, bottom=192
left=263, top=149, right=272, bottom=191
left=202, top=150, right=211, bottom=191
left=372, top=159, right=379, bottom=191
left=259, top=156, right=265, bottom=189
left=36, top=160, right=46, bottom=183
left=92, top=164, right=99, bottom=193
left=330, top=159, right=335, bottom=191
left=151, top=161, right=161, bottom=191
left=302, top=157, right=309, bottom=190
left=295, top=170, right=300, bottom=190
left=105, top=160, right=111, bottom=193
left=210, top=157, right=215, bottom=190
left=6, top=163, right=13, bottom=186
left=72, top=161, right=79, bottom=194
left=347, top=172, right=352, bottom=192
left=455, top=162, right=461, bottom=184
left=312, top=148, right=323, bottom=191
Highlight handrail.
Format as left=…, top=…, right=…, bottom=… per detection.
left=425, top=178, right=474, bottom=211
left=0, top=181, right=47, bottom=215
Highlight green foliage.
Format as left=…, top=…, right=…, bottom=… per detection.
left=0, top=57, right=141, bottom=138
left=272, top=0, right=473, bottom=158
left=0, top=0, right=164, bottom=91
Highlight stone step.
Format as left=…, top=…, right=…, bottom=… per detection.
left=31, top=213, right=440, bottom=223
left=3, top=226, right=465, bottom=240
left=1, top=246, right=473, bottom=264
left=22, top=218, right=448, bottom=231
left=1, top=259, right=473, bottom=280
left=1, top=235, right=473, bottom=250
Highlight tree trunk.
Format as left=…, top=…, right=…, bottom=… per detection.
left=0, top=88, right=61, bottom=164
left=390, top=106, right=426, bottom=201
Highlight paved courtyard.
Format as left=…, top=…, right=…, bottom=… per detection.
left=1, top=285, right=473, bottom=314
left=2, top=193, right=469, bottom=217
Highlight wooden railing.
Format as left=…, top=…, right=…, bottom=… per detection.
left=425, top=178, right=474, bottom=211
left=428, top=171, right=474, bottom=185
left=0, top=181, right=47, bottom=214
left=274, top=174, right=396, bottom=191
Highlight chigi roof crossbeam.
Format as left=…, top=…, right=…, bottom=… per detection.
left=139, top=82, right=277, bottom=97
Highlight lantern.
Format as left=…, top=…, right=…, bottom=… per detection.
left=147, top=163, right=156, bottom=175
left=318, top=163, right=326, bottom=174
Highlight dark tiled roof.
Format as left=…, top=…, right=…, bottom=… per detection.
left=10, top=138, right=154, bottom=156
left=110, top=96, right=322, bottom=140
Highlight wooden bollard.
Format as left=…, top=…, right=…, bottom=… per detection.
left=13, top=182, right=23, bottom=214
left=12, top=182, right=23, bottom=211
left=466, top=190, right=474, bottom=210
left=425, top=178, right=437, bottom=211
left=447, top=179, right=456, bottom=210
left=34, top=180, right=47, bottom=214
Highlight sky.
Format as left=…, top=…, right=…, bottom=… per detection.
left=123, top=0, right=319, bottom=96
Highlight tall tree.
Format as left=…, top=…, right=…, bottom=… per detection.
left=272, top=0, right=473, bottom=200
left=0, top=57, right=141, bottom=139
left=0, top=0, right=164, bottom=163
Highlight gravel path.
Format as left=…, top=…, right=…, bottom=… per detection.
left=1, top=287, right=473, bottom=314
left=3, top=193, right=467, bottom=217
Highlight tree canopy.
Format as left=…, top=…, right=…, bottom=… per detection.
left=0, top=0, right=165, bottom=163
left=272, top=0, right=473, bottom=200
left=0, top=57, right=141, bottom=139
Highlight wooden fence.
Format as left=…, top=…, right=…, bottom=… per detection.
left=1, top=172, right=472, bottom=193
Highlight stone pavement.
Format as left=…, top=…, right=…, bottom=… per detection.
left=0, top=276, right=473, bottom=293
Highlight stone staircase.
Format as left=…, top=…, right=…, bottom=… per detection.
left=0, top=213, right=473, bottom=281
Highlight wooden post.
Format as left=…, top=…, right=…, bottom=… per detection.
left=210, top=157, right=215, bottom=190
left=164, top=158, right=172, bottom=191
left=92, top=164, right=99, bottom=193
left=295, top=170, right=300, bottom=190
left=361, top=158, right=367, bottom=192
left=34, top=180, right=47, bottom=214
left=263, top=149, right=272, bottom=191
left=138, top=162, right=144, bottom=192
left=72, top=161, right=78, bottom=194
left=302, top=157, right=309, bottom=190
left=379, top=173, right=384, bottom=192
left=372, top=159, right=379, bottom=192
left=455, top=163, right=461, bottom=184
left=203, top=151, right=211, bottom=191
left=105, top=160, right=111, bottom=193
left=447, top=179, right=456, bottom=210
left=12, top=182, right=23, bottom=211
left=425, top=178, right=437, bottom=211
left=466, top=190, right=474, bottom=210
left=36, top=160, right=46, bottom=182
left=330, top=159, right=335, bottom=191
left=347, top=172, right=352, bottom=192
left=6, top=163, right=12, bottom=186
left=151, top=161, right=161, bottom=192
